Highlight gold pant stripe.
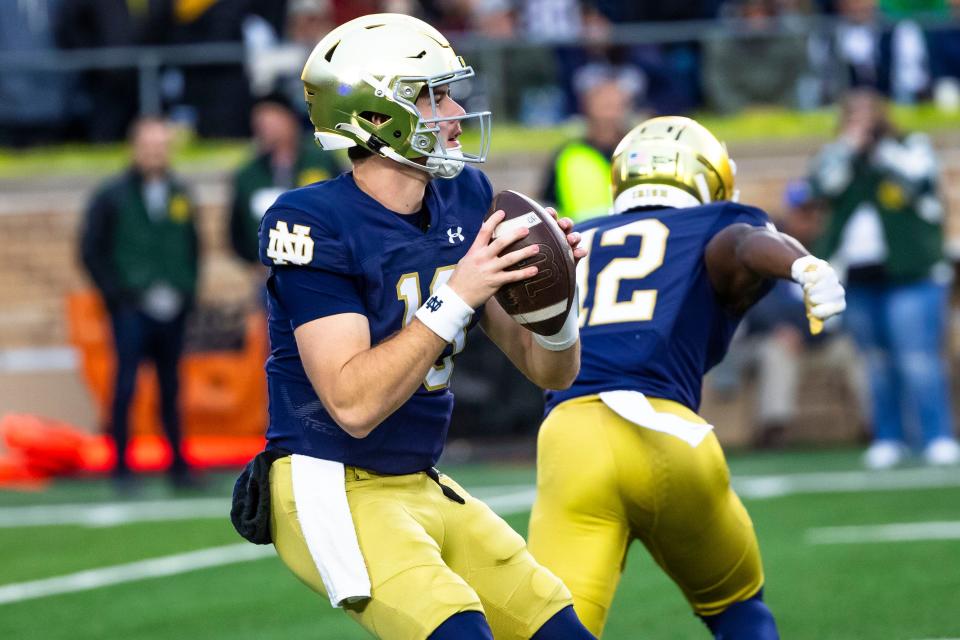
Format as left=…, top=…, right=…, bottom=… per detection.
left=270, top=457, right=572, bottom=640
left=528, top=395, right=764, bottom=636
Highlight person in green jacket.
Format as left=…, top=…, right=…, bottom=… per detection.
left=808, top=88, right=959, bottom=469
left=80, top=116, right=199, bottom=488
left=228, top=91, right=342, bottom=265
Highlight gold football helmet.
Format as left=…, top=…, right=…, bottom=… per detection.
left=301, top=13, right=490, bottom=179
left=610, top=116, right=737, bottom=213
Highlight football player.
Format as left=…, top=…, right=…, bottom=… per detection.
left=259, top=13, right=593, bottom=640
left=527, top=117, right=847, bottom=638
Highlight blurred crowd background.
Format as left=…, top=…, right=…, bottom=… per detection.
left=2, top=0, right=960, bottom=143
left=2, top=0, right=960, bottom=485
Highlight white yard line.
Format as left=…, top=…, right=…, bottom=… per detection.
left=0, top=543, right=274, bottom=605
left=0, top=489, right=538, bottom=606
left=0, top=498, right=230, bottom=528
left=807, top=520, right=960, bottom=545
left=2, top=469, right=960, bottom=607
left=732, top=466, right=960, bottom=499
left=3, top=467, right=960, bottom=529
left=0, top=487, right=538, bottom=529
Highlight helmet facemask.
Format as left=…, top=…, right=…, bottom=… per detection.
left=302, top=15, right=491, bottom=179
left=392, top=67, right=491, bottom=179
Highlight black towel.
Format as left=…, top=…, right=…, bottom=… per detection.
left=230, top=448, right=291, bottom=545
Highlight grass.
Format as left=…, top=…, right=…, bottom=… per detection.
left=1, top=449, right=959, bottom=639
left=1, top=104, right=957, bottom=180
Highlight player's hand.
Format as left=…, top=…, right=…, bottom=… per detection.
left=447, top=210, right=541, bottom=309
left=791, top=256, right=846, bottom=334
left=544, top=207, right=588, bottom=265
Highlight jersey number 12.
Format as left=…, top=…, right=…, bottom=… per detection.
left=577, top=219, right=670, bottom=326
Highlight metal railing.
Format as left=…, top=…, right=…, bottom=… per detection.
left=0, top=15, right=957, bottom=123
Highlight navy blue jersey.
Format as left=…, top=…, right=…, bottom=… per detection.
left=259, top=167, right=492, bottom=474
left=545, top=202, right=771, bottom=414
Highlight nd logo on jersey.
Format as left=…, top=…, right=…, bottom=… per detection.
left=267, top=221, right=315, bottom=265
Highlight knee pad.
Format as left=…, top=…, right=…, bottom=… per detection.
left=428, top=611, right=493, bottom=640
left=700, top=590, right=779, bottom=640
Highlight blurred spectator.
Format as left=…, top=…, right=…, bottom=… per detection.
left=926, top=1, right=960, bottom=102
left=228, top=92, right=341, bottom=266
left=539, top=66, right=638, bottom=222
left=721, top=180, right=867, bottom=448
left=54, top=0, right=171, bottom=141
left=702, top=0, right=810, bottom=113
left=245, top=0, right=335, bottom=116
left=169, top=0, right=253, bottom=137
left=808, top=89, right=959, bottom=468
left=600, top=1, right=719, bottom=113
left=807, top=0, right=934, bottom=105
left=286, top=0, right=334, bottom=45
left=80, top=117, right=200, bottom=488
left=0, top=0, right=73, bottom=147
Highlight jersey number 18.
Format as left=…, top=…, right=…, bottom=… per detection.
left=396, top=266, right=466, bottom=390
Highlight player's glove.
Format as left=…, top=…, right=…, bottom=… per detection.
left=790, top=256, right=846, bottom=335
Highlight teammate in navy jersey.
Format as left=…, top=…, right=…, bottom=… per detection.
left=527, top=117, right=847, bottom=639
left=257, top=14, right=593, bottom=640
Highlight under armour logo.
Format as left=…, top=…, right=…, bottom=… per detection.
left=425, top=296, right=443, bottom=312
left=266, top=220, right=314, bottom=265
left=447, top=226, right=464, bottom=244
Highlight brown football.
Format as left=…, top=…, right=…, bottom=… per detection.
left=485, top=190, right=576, bottom=336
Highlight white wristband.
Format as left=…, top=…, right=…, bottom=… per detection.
left=414, top=284, right=474, bottom=343
left=532, top=290, right=580, bottom=352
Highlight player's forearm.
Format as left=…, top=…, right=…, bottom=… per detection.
left=326, top=320, right=446, bottom=438
left=526, top=339, right=580, bottom=390
left=482, top=300, right=580, bottom=390
left=735, top=226, right=807, bottom=280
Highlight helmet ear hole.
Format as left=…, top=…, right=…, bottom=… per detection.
left=358, top=111, right=392, bottom=126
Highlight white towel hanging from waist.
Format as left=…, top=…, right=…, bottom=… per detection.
left=290, top=454, right=371, bottom=607
left=598, top=390, right=713, bottom=447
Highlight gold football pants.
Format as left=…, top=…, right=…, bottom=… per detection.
left=528, top=395, right=764, bottom=636
left=270, top=457, right=572, bottom=640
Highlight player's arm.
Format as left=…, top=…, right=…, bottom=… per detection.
left=480, top=298, right=580, bottom=390
left=295, top=211, right=538, bottom=438
left=479, top=213, right=587, bottom=391
left=705, top=222, right=846, bottom=321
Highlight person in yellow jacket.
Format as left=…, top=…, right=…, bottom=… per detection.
left=540, top=67, right=638, bottom=222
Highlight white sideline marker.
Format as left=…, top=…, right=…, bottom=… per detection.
left=0, top=543, right=273, bottom=606
left=2, top=467, right=960, bottom=529
left=733, top=466, right=960, bottom=500
left=807, top=520, right=960, bottom=545
left=0, top=498, right=230, bottom=528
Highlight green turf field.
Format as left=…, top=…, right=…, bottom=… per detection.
left=1, top=449, right=958, bottom=639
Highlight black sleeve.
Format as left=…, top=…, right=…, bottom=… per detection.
left=79, top=185, right=124, bottom=305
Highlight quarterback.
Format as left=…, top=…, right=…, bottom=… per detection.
left=527, top=117, right=846, bottom=638
left=256, top=13, right=593, bottom=640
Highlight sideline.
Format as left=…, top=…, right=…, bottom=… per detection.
left=806, top=520, right=960, bottom=545
left=3, top=467, right=960, bottom=528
